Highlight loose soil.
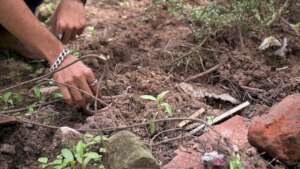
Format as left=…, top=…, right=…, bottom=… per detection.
left=1, top=0, right=300, bottom=168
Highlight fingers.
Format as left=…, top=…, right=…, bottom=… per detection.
left=76, top=75, right=94, bottom=104
left=59, top=85, right=72, bottom=105
left=68, top=83, right=86, bottom=107
left=56, top=19, right=86, bottom=43
left=85, top=69, right=98, bottom=95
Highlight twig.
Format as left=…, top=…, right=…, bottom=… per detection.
left=281, top=17, right=300, bottom=37
left=0, top=99, right=62, bottom=114
left=189, top=101, right=250, bottom=135
left=152, top=133, right=194, bottom=146
left=177, top=108, right=205, bottom=128
left=166, top=37, right=208, bottom=66
left=46, top=79, right=108, bottom=106
left=8, top=117, right=210, bottom=132
left=241, top=86, right=266, bottom=93
left=184, top=64, right=221, bottom=82
left=0, top=54, right=106, bottom=93
left=151, top=128, right=183, bottom=144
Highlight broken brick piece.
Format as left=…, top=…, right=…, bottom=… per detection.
left=162, top=147, right=203, bottom=169
left=198, top=115, right=250, bottom=149
left=248, top=94, right=300, bottom=165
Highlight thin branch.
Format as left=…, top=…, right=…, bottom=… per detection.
left=0, top=99, right=62, bottom=114
left=0, top=54, right=106, bottom=93
left=46, top=79, right=108, bottom=106
left=184, top=64, right=221, bottom=82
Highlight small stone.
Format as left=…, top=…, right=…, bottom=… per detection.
left=52, top=127, right=82, bottom=149
left=202, top=151, right=227, bottom=169
left=0, top=144, right=16, bottom=155
left=106, top=130, right=159, bottom=169
left=162, top=147, right=203, bottom=169
left=248, top=94, right=300, bottom=165
left=23, top=146, right=33, bottom=153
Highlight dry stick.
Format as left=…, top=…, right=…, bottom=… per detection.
left=46, top=79, right=108, bottom=106
left=153, top=133, right=194, bottom=146
left=10, top=117, right=212, bottom=133
left=184, top=63, right=221, bottom=82
left=0, top=99, right=62, bottom=114
left=166, top=37, right=208, bottom=66
left=153, top=101, right=250, bottom=146
left=0, top=55, right=106, bottom=94
left=150, top=128, right=183, bottom=144
left=281, top=17, right=300, bottom=37
left=189, top=101, right=250, bottom=135
left=177, top=108, right=205, bottom=128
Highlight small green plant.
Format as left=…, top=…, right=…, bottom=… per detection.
left=71, top=50, right=81, bottom=58
left=0, top=91, right=23, bottom=108
left=207, top=115, right=215, bottom=125
left=229, top=154, right=244, bottom=169
left=152, top=0, right=289, bottom=41
left=141, top=91, right=173, bottom=116
left=141, top=91, right=173, bottom=134
left=38, top=134, right=107, bottom=169
left=85, top=26, right=97, bottom=39
left=33, top=86, right=46, bottom=103
left=51, top=92, right=64, bottom=99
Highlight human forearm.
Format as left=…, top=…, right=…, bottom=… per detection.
left=0, top=0, right=64, bottom=64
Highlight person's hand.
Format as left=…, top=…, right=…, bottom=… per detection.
left=53, top=55, right=97, bottom=107
left=51, top=0, right=86, bottom=43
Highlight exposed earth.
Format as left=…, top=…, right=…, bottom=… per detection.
left=0, top=0, right=300, bottom=168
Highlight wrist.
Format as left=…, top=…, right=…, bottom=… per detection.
left=44, top=44, right=65, bottom=65
left=49, top=49, right=71, bottom=72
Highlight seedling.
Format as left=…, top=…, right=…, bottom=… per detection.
left=229, top=154, right=244, bottom=169
left=207, top=115, right=215, bottom=125
left=85, top=26, right=97, bottom=39
left=141, top=91, right=173, bottom=116
left=51, top=92, right=64, bottom=99
left=26, top=104, right=36, bottom=114
left=33, top=86, right=46, bottom=103
left=141, top=91, right=173, bottom=134
left=38, top=134, right=107, bottom=169
left=0, top=91, right=23, bottom=108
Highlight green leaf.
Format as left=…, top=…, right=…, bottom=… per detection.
left=99, top=164, right=105, bottom=169
left=51, top=92, right=64, bottom=99
left=207, top=116, right=215, bottom=125
left=83, top=152, right=101, bottom=169
left=38, top=157, right=48, bottom=164
left=2, top=92, right=12, bottom=104
left=84, top=152, right=101, bottom=159
left=48, top=159, right=63, bottom=165
left=230, top=156, right=244, bottom=169
left=75, top=140, right=86, bottom=164
left=27, top=105, right=35, bottom=113
left=156, top=91, right=169, bottom=101
left=140, top=95, right=157, bottom=101
left=61, top=148, right=74, bottom=162
left=41, top=164, right=48, bottom=168
left=161, top=102, right=172, bottom=116
left=33, top=86, right=42, bottom=100
left=13, top=93, right=23, bottom=104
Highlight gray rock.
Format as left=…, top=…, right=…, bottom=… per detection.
left=106, top=131, right=159, bottom=169
left=52, top=127, right=82, bottom=149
